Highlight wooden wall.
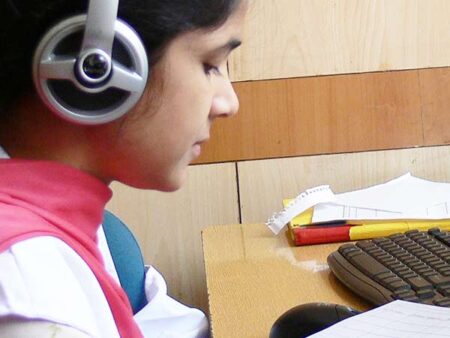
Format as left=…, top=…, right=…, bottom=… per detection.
left=230, top=0, right=450, bottom=81
left=107, top=0, right=450, bottom=317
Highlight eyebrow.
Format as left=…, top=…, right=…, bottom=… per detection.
left=212, top=39, right=242, bottom=54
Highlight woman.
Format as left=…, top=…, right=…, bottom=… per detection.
left=0, top=0, right=247, bottom=337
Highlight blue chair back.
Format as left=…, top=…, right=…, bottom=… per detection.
left=102, top=210, right=147, bottom=314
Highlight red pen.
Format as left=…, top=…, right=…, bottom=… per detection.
left=290, top=225, right=352, bottom=246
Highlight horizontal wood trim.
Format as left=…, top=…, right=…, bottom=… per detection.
left=196, top=68, right=450, bottom=164
left=421, top=68, right=450, bottom=145
left=230, top=0, right=450, bottom=81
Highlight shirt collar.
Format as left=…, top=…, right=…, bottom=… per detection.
left=0, top=153, right=112, bottom=239
left=0, top=146, right=9, bottom=159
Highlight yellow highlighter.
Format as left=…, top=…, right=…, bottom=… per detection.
left=349, top=220, right=450, bottom=241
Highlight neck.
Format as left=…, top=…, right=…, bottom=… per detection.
left=0, top=93, right=112, bottom=184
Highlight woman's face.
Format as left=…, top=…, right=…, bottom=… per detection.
left=102, top=2, right=247, bottom=190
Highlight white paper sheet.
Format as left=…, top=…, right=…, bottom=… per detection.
left=312, top=173, right=450, bottom=223
left=310, top=300, right=450, bottom=338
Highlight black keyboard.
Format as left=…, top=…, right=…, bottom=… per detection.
left=327, top=228, right=450, bottom=307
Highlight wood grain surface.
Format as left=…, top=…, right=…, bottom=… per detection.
left=230, top=0, right=450, bottom=81
left=199, top=68, right=443, bottom=163
left=421, top=68, right=450, bottom=145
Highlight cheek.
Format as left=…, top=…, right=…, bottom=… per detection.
left=106, top=90, right=215, bottom=189
left=167, top=78, right=213, bottom=126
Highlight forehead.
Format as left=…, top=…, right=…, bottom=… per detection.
left=179, top=1, right=247, bottom=50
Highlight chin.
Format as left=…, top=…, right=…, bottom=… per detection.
left=156, top=180, right=184, bottom=192
left=140, top=170, right=188, bottom=192
left=116, top=164, right=188, bottom=191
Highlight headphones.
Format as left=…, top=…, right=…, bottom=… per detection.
left=32, top=0, right=149, bottom=125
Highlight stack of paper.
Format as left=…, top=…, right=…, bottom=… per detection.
left=313, top=173, right=450, bottom=223
left=267, top=173, right=450, bottom=245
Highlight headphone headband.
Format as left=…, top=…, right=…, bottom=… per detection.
left=82, top=0, right=118, bottom=56
left=32, top=0, right=149, bottom=125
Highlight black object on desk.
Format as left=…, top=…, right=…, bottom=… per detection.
left=269, top=302, right=361, bottom=338
left=328, top=228, right=450, bottom=307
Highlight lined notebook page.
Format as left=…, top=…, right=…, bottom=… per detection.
left=310, top=300, right=450, bottom=338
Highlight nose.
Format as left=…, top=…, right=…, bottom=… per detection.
left=210, top=77, right=239, bottom=118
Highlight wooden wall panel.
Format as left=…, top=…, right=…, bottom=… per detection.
left=198, top=68, right=426, bottom=164
left=106, top=163, right=239, bottom=313
left=230, top=0, right=450, bottom=81
left=421, top=68, right=450, bottom=145
left=238, top=145, right=450, bottom=224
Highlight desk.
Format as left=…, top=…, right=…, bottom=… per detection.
left=202, top=223, right=372, bottom=338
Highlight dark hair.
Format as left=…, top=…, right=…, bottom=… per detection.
left=0, top=0, right=240, bottom=114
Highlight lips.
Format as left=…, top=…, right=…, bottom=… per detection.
left=192, top=137, right=209, bottom=159
left=195, top=136, right=210, bottom=145
left=192, top=143, right=202, bottom=158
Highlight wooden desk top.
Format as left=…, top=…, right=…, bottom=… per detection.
left=202, top=223, right=372, bottom=338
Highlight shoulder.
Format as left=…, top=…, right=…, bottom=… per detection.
left=0, top=236, right=119, bottom=338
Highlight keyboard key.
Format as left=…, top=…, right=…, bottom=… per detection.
left=433, top=262, right=448, bottom=270
left=379, top=256, right=396, bottom=265
left=389, top=262, right=405, bottom=270
left=433, top=298, right=450, bottom=307
left=435, top=233, right=450, bottom=246
left=416, top=267, right=434, bottom=275
left=438, top=285, right=450, bottom=297
left=426, top=257, right=442, bottom=266
left=416, top=289, right=435, bottom=299
left=428, top=228, right=442, bottom=236
left=373, top=238, right=390, bottom=244
left=381, top=243, right=398, bottom=250
left=438, top=267, right=450, bottom=275
left=427, top=275, right=450, bottom=287
left=338, top=243, right=358, bottom=252
left=391, top=248, right=404, bottom=255
left=399, top=296, right=420, bottom=303
left=406, top=276, right=433, bottom=291
left=399, top=271, right=417, bottom=279
left=406, top=232, right=423, bottom=240
left=356, top=241, right=376, bottom=250
left=390, top=233, right=408, bottom=240
left=422, top=270, right=438, bottom=277
left=393, top=289, right=416, bottom=299
left=338, top=244, right=361, bottom=257
left=346, top=251, right=391, bottom=277
left=376, top=275, right=410, bottom=292
left=387, top=280, right=410, bottom=292
left=393, top=289, right=420, bottom=302
left=373, top=252, right=391, bottom=261
left=419, top=252, right=435, bottom=260
left=408, top=262, right=428, bottom=271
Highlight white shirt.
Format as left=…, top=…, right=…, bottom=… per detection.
left=0, top=148, right=209, bottom=338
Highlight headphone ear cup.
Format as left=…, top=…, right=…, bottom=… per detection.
left=33, top=14, right=148, bottom=125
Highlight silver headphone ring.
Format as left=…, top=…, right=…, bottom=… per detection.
left=33, top=14, right=149, bottom=125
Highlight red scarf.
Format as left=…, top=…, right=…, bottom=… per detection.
left=0, top=159, right=143, bottom=338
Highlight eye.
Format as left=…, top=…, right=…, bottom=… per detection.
left=203, top=63, right=221, bottom=76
